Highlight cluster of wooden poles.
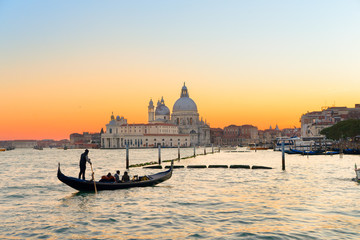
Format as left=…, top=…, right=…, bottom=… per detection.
left=125, top=144, right=276, bottom=170
left=126, top=144, right=218, bottom=169
left=144, top=165, right=272, bottom=169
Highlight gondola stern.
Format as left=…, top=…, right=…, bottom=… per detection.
left=57, top=163, right=65, bottom=182
left=169, top=160, right=174, bottom=172
left=57, top=163, right=70, bottom=184
left=57, top=163, right=62, bottom=178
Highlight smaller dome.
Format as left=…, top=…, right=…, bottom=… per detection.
left=155, top=104, right=170, bottom=115
left=155, top=97, right=170, bottom=116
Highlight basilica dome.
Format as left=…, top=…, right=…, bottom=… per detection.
left=172, top=84, right=198, bottom=113
left=173, top=97, right=197, bottom=112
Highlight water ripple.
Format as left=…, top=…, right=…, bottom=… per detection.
left=1, top=149, right=360, bottom=239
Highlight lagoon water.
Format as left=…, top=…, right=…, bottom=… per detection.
left=1, top=148, right=360, bottom=239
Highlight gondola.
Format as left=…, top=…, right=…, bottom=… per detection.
left=57, top=161, right=173, bottom=192
left=288, top=149, right=325, bottom=155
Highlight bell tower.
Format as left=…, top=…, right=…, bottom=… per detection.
left=148, top=99, right=154, bottom=122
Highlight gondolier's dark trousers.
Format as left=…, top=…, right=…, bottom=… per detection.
left=79, top=165, right=86, bottom=180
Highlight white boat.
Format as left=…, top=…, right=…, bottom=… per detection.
left=274, top=137, right=314, bottom=151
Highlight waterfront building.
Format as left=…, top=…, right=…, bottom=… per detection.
left=301, top=104, right=360, bottom=137
left=70, top=132, right=101, bottom=149
left=0, top=140, right=38, bottom=148
left=101, top=114, right=189, bottom=148
left=210, top=128, right=223, bottom=146
left=281, top=128, right=301, bottom=138
left=222, top=124, right=258, bottom=146
left=101, top=83, right=210, bottom=148
left=258, top=128, right=281, bottom=147
left=209, top=124, right=299, bottom=148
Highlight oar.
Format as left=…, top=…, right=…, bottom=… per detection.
left=90, top=163, right=97, bottom=194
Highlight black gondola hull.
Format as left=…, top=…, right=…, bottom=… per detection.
left=57, top=163, right=172, bottom=192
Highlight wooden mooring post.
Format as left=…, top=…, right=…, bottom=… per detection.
left=126, top=144, right=129, bottom=170
left=193, top=145, right=196, bottom=157
left=158, top=145, right=161, bottom=165
left=212, top=144, right=214, bottom=154
left=281, top=141, right=285, bottom=171
left=340, top=145, right=344, bottom=159
left=178, top=145, right=180, bottom=160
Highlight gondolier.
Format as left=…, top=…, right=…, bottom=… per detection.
left=78, top=149, right=92, bottom=180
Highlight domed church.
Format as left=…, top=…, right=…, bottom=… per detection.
left=101, top=83, right=210, bottom=149
left=148, top=83, right=210, bottom=146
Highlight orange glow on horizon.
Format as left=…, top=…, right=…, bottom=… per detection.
left=1, top=77, right=358, bottom=141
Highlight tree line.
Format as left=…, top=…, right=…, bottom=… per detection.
left=320, top=119, right=360, bottom=140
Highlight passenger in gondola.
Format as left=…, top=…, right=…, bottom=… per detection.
left=78, top=149, right=91, bottom=180
left=114, top=170, right=120, bottom=182
left=99, top=175, right=107, bottom=182
left=100, top=172, right=116, bottom=182
left=121, top=171, right=130, bottom=182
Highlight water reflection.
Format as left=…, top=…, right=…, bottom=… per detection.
left=60, top=192, right=98, bottom=212
left=1, top=149, right=360, bottom=239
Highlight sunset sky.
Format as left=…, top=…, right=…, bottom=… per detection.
left=1, top=0, right=360, bottom=140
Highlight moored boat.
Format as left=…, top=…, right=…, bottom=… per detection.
left=249, top=147, right=269, bottom=150
left=286, top=148, right=326, bottom=155
left=58, top=162, right=173, bottom=192
left=343, top=149, right=360, bottom=155
left=285, top=148, right=339, bottom=155
left=34, top=146, right=43, bottom=150
left=221, top=146, right=237, bottom=151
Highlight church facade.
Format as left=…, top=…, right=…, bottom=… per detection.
left=101, top=83, right=210, bottom=148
